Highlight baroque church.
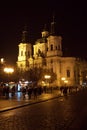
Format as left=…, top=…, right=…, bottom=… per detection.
left=17, top=17, right=87, bottom=87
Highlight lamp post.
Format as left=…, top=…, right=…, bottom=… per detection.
left=44, top=75, right=51, bottom=93
left=61, top=77, right=66, bottom=86
left=64, top=80, right=68, bottom=86
left=44, top=75, right=51, bottom=87
left=61, top=77, right=68, bottom=86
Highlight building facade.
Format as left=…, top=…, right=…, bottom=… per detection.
left=17, top=18, right=87, bottom=87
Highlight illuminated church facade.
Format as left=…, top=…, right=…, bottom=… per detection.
left=17, top=17, right=86, bottom=87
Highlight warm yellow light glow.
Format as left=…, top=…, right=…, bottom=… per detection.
left=44, top=75, right=51, bottom=87
left=64, top=80, right=68, bottom=83
left=4, top=67, right=14, bottom=74
left=61, top=77, right=66, bottom=81
left=1, top=58, right=4, bottom=63
left=44, top=75, right=51, bottom=79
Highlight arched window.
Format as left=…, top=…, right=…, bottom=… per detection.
left=51, top=44, right=53, bottom=50
left=55, top=46, right=57, bottom=50
left=21, top=51, right=23, bottom=56
left=67, top=69, right=70, bottom=77
left=51, top=59, right=53, bottom=64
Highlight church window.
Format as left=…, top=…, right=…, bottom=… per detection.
left=20, top=64, right=23, bottom=67
left=56, top=46, right=57, bottom=50
left=38, top=49, right=41, bottom=56
left=21, top=51, right=23, bottom=56
left=51, top=59, right=53, bottom=64
left=38, top=49, right=41, bottom=53
left=67, top=69, right=70, bottom=77
left=51, top=44, right=53, bottom=50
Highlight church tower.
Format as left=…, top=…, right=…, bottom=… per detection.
left=17, top=26, right=32, bottom=71
left=33, top=24, right=49, bottom=59
left=46, top=15, right=63, bottom=86
left=47, top=15, right=63, bottom=57
left=33, top=24, right=49, bottom=68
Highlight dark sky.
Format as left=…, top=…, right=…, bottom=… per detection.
left=0, top=0, right=87, bottom=65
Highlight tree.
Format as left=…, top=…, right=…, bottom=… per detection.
left=15, top=67, right=57, bottom=86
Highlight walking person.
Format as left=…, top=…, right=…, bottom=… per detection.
left=21, top=86, right=26, bottom=99
left=11, top=85, right=15, bottom=97
left=27, top=86, right=32, bottom=99
left=33, top=86, right=37, bottom=99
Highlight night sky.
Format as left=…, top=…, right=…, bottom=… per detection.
left=0, top=0, right=87, bottom=65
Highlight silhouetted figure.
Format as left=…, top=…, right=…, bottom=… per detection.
left=27, top=86, right=32, bottom=99
left=22, top=87, right=26, bottom=99
left=33, top=86, right=37, bottom=99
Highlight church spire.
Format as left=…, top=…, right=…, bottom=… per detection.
left=21, top=25, right=29, bottom=43
left=41, top=24, right=49, bottom=38
left=50, top=13, right=57, bottom=35
left=43, top=24, right=47, bottom=31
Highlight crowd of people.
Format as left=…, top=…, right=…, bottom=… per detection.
left=0, top=83, right=15, bottom=99
left=0, top=82, right=53, bottom=100
left=0, top=82, right=80, bottom=100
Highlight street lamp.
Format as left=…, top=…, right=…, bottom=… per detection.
left=44, top=75, right=51, bottom=87
left=64, top=80, right=68, bottom=86
left=44, top=75, right=51, bottom=79
left=4, top=68, right=14, bottom=73
left=61, top=77, right=66, bottom=81
left=61, top=77, right=68, bottom=86
left=0, top=58, right=5, bottom=64
left=61, top=77, right=66, bottom=86
left=4, top=67, right=14, bottom=82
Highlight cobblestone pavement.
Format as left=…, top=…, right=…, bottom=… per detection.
left=0, top=89, right=87, bottom=130
left=0, top=98, right=74, bottom=130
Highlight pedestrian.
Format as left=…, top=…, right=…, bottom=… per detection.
left=11, top=85, right=15, bottom=97
left=33, top=86, right=37, bottom=99
left=22, top=87, right=26, bottom=99
left=5, top=85, right=10, bottom=99
left=27, top=86, right=32, bottom=99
